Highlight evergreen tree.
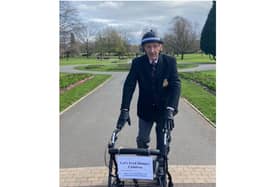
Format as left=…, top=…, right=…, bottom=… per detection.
left=200, top=1, right=216, bottom=59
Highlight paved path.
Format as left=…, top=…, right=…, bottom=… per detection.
left=60, top=63, right=216, bottom=186
left=59, top=63, right=216, bottom=74
left=60, top=165, right=215, bottom=186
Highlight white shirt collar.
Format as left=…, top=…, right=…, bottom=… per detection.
left=149, top=58, right=158, bottom=64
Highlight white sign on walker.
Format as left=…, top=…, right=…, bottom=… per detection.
left=116, top=156, right=153, bottom=180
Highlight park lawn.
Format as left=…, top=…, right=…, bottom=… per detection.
left=176, top=53, right=216, bottom=63
left=60, top=57, right=129, bottom=66
left=76, top=63, right=131, bottom=72
left=76, top=63, right=198, bottom=72
left=180, top=74, right=216, bottom=124
left=60, top=74, right=111, bottom=112
left=60, top=53, right=215, bottom=65
left=179, top=70, right=216, bottom=91
left=176, top=63, right=198, bottom=69
left=60, top=73, right=93, bottom=89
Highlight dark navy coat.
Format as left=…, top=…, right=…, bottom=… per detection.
left=121, top=54, right=181, bottom=121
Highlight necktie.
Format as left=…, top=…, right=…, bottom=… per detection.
left=151, top=60, right=158, bottom=105
left=151, top=60, right=156, bottom=78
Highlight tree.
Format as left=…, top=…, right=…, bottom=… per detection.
left=164, top=16, right=197, bottom=60
left=94, top=32, right=106, bottom=59
left=94, top=27, right=129, bottom=59
left=69, top=33, right=80, bottom=57
left=129, top=45, right=141, bottom=57
left=162, top=34, right=176, bottom=55
left=76, top=25, right=97, bottom=58
left=59, top=1, right=83, bottom=58
left=80, top=41, right=95, bottom=57
left=200, top=1, right=216, bottom=59
left=118, top=30, right=131, bottom=57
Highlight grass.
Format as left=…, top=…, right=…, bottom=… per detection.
left=76, top=63, right=131, bottom=72
left=60, top=57, right=129, bottom=66
left=179, top=70, right=216, bottom=91
left=76, top=63, right=198, bottom=72
left=176, top=53, right=216, bottom=63
left=60, top=53, right=215, bottom=65
left=180, top=72, right=216, bottom=124
left=60, top=73, right=93, bottom=89
left=60, top=74, right=111, bottom=112
left=177, top=63, right=198, bottom=69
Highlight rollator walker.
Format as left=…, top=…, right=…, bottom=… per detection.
left=106, top=121, right=174, bottom=187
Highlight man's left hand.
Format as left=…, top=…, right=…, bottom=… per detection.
left=164, top=108, right=174, bottom=130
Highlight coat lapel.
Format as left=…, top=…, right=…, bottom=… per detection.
left=143, top=54, right=152, bottom=79
left=156, top=54, right=164, bottom=79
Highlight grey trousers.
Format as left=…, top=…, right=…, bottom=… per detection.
left=136, top=118, right=165, bottom=154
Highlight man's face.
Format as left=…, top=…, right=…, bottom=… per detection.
left=143, top=42, right=162, bottom=61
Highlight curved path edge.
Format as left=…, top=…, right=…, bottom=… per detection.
left=60, top=76, right=113, bottom=115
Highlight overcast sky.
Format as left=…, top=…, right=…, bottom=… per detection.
left=68, top=1, right=213, bottom=44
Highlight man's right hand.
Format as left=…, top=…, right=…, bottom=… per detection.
left=116, top=109, right=131, bottom=129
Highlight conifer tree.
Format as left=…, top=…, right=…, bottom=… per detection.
left=200, top=1, right=216, bottom=59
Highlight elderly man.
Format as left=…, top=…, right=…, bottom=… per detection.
left=116, top=30, right=181, bottom=155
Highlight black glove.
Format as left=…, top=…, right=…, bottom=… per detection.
left=164, top=108, right=174, bottom=130
left=116, top=109, right=131, bottom=129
